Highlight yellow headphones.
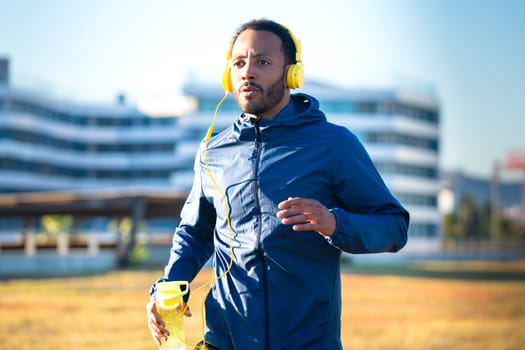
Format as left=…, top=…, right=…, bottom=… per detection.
left=221, top=26, right=304, bottom=93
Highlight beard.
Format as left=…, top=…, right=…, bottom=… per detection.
left=234, top=71, right=286, bottom=116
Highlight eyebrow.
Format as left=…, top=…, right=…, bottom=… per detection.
left=232, top=51, right=271, bottom=60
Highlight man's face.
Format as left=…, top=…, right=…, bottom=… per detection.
left=230, top=29, right=290, bottom=119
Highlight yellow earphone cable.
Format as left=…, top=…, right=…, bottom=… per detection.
left=178, top=92, right=234, bottom=349
left=203, top=91, right=235, bottom=285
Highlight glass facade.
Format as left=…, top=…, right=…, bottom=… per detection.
left=0, top=87, right=182, bottom=193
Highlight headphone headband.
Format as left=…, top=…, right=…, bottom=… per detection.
left=285, top=26, right=303, bottom=65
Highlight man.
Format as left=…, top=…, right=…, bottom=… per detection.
left=147, top=19, right=409, bottom=350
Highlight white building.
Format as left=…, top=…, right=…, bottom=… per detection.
left=0, top=88, right=184, bottom=193
left=179, top=80, right=441, bottom=250
left=0, top=58, right=185, bottom=234
left=0, top=56, right=440, bottom=250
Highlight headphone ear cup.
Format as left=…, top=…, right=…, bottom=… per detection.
left=222, top=67, right=233, bottom=93
left=286, top=64, right=304, bottom=89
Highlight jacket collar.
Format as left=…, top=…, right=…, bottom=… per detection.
left=239, top=93, right=326, bottom=129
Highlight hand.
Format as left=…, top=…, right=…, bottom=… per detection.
left=276, top=197, right=336, bottom=237
left=146, top=297, right=192, bottom=346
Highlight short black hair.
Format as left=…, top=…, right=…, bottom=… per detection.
left=231, top=19, right=297, bottom=66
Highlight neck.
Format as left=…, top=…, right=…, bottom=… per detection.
left=259, top=92, right=291, bottom=120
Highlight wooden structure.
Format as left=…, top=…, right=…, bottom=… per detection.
left=0, top=189, right=187, bottom=265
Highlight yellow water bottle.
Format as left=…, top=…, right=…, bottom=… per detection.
left=155, top=281, right=189, bottom=350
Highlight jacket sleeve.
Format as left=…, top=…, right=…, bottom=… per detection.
left=325, top=128, right=409, bottom=254
left=150, top=146, right=216, bottom=297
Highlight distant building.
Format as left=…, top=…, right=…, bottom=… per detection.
left=439, top=170, right=523, bottom=220
left=0, top=59, right=441, bottom=250
left=0, top=87, right=183, bottom=193
left=0, top=59, right=184, bottom=234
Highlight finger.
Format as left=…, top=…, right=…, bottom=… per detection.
left=280, top=212, right=314, bottom=224
left=289, top=213, right=336, bottom=236
left=148, top=314, right=166, bottom=332
left=147, top=300, right=165, bottom=327
left=146, top=300, right=169, bottom=344
left=148, top=313, right=168, bottom=337
left=277, top=196, right=312, bottom=209
left=148, top=318, right=167, bottom=345
left=291, top=222, right=319, bottom=232
left=181, top=303, right=192, bottom=317
left=277, top=204, right=315, bottom=219
left=150, top=329, right=163, bottom=346
left=277, top=209, right=303, bottom=219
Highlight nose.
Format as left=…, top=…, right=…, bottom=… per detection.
left=241, top=61, right=256, bottom=82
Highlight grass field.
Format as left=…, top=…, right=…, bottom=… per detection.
left=1, top=260, right=524, bottom=350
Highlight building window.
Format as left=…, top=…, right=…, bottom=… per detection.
left=391, top=102, right=439, bottom=124
left=367, top=132, right=438, bottom=151
left=395, top=193, right=437, bottom=207
left=375, top=162, right=438, bottom=179
left=408, top=223, right=438, bottom=237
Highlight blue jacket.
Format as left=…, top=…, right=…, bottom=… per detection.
left=153, top=93, right=409, bottom=350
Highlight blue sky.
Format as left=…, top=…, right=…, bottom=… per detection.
left=1, top=0, right=524, bottom=177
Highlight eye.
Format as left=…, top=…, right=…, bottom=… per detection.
left=257, top=59, right=270, bottom=65
left=232, top=60, right=245, bottom=68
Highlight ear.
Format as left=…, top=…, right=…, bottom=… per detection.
left=285, top=64, right=304, bottom=89
left=222, top=67, right=232, bottom=93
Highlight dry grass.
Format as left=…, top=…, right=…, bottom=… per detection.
left=1, top=260, right=524, bottom=350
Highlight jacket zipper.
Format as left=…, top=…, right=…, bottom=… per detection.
left=253, top=121, right=263, bottom=248
left=252, top=121, right=270, bottom=350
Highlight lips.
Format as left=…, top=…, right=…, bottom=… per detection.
left=240, top=83, right=262, bottom=96
left=242, top=89, right=259, bottom=97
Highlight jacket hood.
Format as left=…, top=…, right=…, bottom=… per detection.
left=235, top=93, right=326, bottom=130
